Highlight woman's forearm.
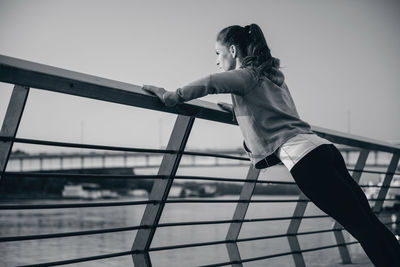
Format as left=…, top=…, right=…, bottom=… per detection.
left=162, top=68, right=256, bottom=106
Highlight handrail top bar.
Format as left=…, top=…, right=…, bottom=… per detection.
left=1, top=54, right=399, bottom=154
left=312, top=125, right=400, bottom=154
left=0, top=54, right=234, bottom=125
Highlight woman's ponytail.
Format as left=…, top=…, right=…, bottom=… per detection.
left=242, top=24, right=280, bottom=77
left=217, top=24, right=281, bottom=81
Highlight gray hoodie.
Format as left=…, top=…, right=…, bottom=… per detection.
left=163, top=66, right=314, bottom=168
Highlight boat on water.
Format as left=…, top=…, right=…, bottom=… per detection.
left=100, top=189, right=119, bottom=199
left=169, top=184, right=218, bottom=198
left=199, top=184, right=218, bottom=197
left=127, top=189, right=149, bottom=197
left=62, top=183, right=118, bottom=199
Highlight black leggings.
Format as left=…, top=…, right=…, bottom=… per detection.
left=290, top=144, right=400, bottom=267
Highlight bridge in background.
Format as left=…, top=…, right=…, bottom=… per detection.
left=7, top=146, right=398, bottom=172
left=1, top=55, right=400, bottom=267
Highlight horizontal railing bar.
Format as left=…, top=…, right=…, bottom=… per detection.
left=236, top=229, right=335, bottom=243
left=9, top=152, right=163, bottom=160
left=298, top=228, right=344, bottom=236
left=1, top=137, right=250, bottom=161
left=0, top=198, right=310, bottom=210
left=148, top=240, right=228, bottom=252
left=182, top=151, right=249, bottom=161
left=0, top=225, right=148, bottom=242
left=368, top=198, right=399, bottom=201
left=300, top=241, right=360, bottom=254
left=16, top=250, right=141, bottom=267
left=360, top=184, right=400, bottom=189
left=348, top=168, right=400, bottom=176
left=0, top=200, right=156, bottom=209
left=156, top=215, right=330, bottom=228
left=166, top=199, right=308, bottom=203
left=3, top=172, right=166, bottom=180
left=2, top=172, right=298, bottom=185
left=0, top=136, right=173, bottom=154
left=157, top=211, right=395, bottom=228
left=236, top=232, right=290, bottom=243
left=175, top=175, right=296, bottom=185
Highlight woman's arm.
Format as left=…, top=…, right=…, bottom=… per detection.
left=142, top=67, right=257, bottom=107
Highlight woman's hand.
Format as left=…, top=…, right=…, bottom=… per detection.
left=141, top=84, right=167, bottom=104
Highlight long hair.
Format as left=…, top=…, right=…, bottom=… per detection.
left=217, top=24, right=281, bottom=81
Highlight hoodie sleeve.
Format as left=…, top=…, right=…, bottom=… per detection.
left=162, top=67, right=258, bottom=106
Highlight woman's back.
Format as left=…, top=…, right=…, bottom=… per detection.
left=230, top=66, right=314, bottom=166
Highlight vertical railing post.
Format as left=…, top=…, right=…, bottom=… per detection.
left=225, top=165, right=260, bottom=267
left=332, top=149, right=369, bottom=264
left=131, top=115, right=195, bottom=267
left=286, top=192, right=308, bottom=267
left=0, top=85, right=29, bottom=181
left=373, top=153, right=400, bottom=213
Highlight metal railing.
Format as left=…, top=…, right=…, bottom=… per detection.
left=1, top=54, right=399, bottom=267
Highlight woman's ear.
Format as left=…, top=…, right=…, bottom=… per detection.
left=229, top=44, right=237, bottom=58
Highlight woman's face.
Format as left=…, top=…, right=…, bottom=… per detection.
left=215, top=41, right=236, bottom=72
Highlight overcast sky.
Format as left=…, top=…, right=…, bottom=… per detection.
left=0, top=0, right=399, bottom=153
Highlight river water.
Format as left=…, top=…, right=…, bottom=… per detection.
left=1, top=164, right=398, bottom=267
left=2, top=194, right=395, bottom=267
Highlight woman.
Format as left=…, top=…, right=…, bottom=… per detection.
left=142, top=24, right=400, bottom=266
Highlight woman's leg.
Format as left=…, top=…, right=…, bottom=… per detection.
left=289, top=144, right=400, bottom=267
left=329, top=145, right=400, bottom=261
